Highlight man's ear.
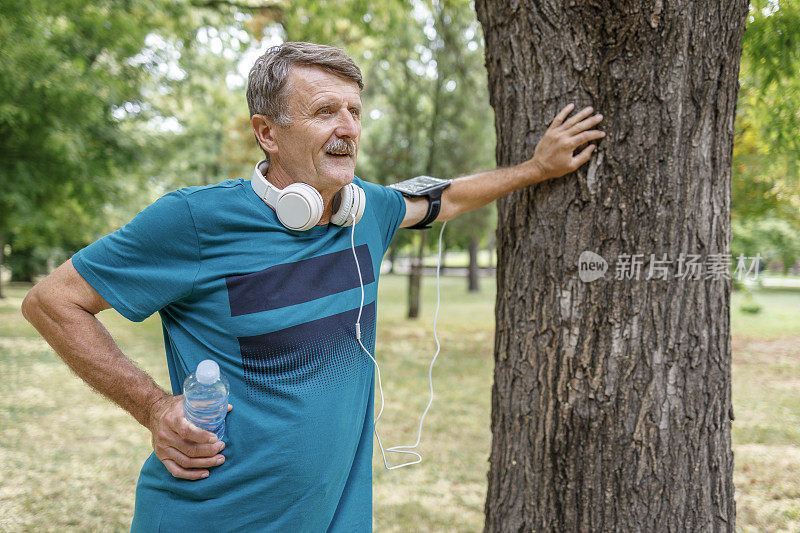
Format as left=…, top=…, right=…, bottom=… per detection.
left=251, top=114, right=279, bottom=156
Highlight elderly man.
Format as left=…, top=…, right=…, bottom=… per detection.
left=22, top=42, right=604, bottom=531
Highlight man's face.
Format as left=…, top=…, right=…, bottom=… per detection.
left=268, top=65, right=362, bottom=194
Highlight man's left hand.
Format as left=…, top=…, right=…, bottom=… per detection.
left=530, top=103, right=605, bottom=181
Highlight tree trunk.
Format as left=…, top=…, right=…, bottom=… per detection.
left=468, top=236, right=480, bottom=292
left=474, top=1, right=746, bottom=530
left=408, top=229, right=427, bottom=319
left=388, top=246, right=396, bottom=274
left=487, top=226, right=495, bottom=270
left=406, top=20, right=446, bottom=319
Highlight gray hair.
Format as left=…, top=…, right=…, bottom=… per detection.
left=246, top=41, right=364, bottom=129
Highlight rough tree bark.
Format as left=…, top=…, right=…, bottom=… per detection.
left=474, top=1, right=747, bottom=530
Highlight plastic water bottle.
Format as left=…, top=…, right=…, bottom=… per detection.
left=183, top=359, right=230, bottom=441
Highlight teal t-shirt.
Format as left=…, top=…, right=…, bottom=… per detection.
left=71, top=176, right=406, bottom=532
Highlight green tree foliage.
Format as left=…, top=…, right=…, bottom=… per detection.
left=732, top=0, right=800, bottom=269
left=427, top=0, right=497, bottom=289
left=136, top=19, right=257, bottom=191
left=0, top=0, right=268, bottom=288
left=732, top=217, right=800, bottom=274
left=0, top=0, right=190, bottom=288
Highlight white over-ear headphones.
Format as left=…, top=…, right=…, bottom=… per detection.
left=251, top=160, right=366, bottom=231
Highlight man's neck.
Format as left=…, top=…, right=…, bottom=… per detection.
left=263, top=159, right=335, bottom=225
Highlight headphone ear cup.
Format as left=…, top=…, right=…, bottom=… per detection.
left=330, top=184, right=354, bottom=227
left=331, top=184, right=366, bottom=227
left=351, top=184, right=366, bottom=225
left=275, top=183, right=324, bottom=231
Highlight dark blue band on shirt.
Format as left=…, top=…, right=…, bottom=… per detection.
left=225, top=244, right=374, bottom=316
left=238, top=302, right=377, bottom=399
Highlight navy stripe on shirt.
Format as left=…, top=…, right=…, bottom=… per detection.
left=225, top=244, right=374, bottom=316
left=238, top=302, right=376, bottom=398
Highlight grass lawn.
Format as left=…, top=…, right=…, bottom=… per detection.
left=1, top=276, right=798, bottom=531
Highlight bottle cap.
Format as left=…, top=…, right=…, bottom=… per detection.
left=196, top=359, right=220, bottom=385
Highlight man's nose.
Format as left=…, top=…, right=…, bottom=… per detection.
left=334, top=109, right=360, bottom=139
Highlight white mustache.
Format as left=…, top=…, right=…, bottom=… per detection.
left=324, top=138, right=356, bottom=156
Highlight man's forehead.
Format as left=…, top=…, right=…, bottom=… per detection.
left=286, top=65, right=361, bottom=106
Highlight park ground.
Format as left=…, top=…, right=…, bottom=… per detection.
left=1, top=275, right=798, bottom=531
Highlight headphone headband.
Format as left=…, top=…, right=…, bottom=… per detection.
left=251, top=160, right=280, bottom=207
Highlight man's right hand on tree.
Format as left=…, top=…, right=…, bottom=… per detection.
left=147, top=394, right=232, bottom=480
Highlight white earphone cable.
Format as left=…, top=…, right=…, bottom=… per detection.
left=350, top=214, right=446, bottom=469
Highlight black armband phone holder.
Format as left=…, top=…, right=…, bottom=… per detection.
left=388, top=175, right=452, bottom=230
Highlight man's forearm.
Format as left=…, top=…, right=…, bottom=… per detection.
left=437, top=159, right=544, bottom=221
left=22, top=293, right=169, bottom=431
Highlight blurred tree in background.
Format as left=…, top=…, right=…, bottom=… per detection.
left=0, top=0, right=185, bottom=292
left=278, top=0, right=495, bottom=315
left=732, top=217, right=800, bottom=274
left=732, top=0, right=800, bottom=270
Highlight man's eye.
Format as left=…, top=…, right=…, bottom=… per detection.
left=319, top=108, right=331, bottom=115
left=350, top=109, right=360, bottom=118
